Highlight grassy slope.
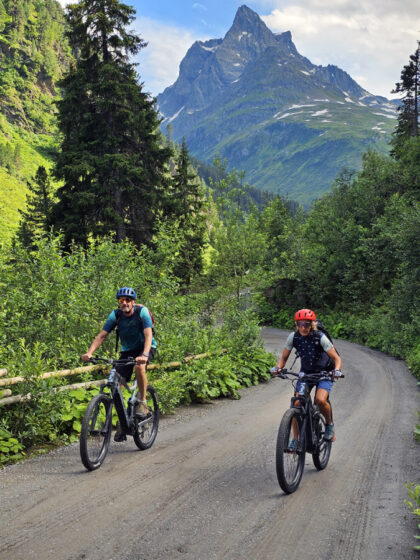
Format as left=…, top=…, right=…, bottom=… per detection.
left=0, top=114, right=56, bottom=244
left=193, top=97, right=395, bottom=205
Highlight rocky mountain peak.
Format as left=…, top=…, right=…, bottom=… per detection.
left=157, top=5, right=396, bottom=204
left=222, top=5, right=278, bottom=51
left=230, top=5, right=269, bottom=33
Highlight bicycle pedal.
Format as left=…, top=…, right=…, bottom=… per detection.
left=136, top=411, right=151, bottom=419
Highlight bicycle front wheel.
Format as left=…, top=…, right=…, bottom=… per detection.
left=80, top=393, right=112, bottom=471
left=276, top=408, right=306, bottom=494
left=312, top=412, right=332, bottom=470
left=133, top=385, right=159, bottom=450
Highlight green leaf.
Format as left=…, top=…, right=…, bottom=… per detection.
left=72, top=420, right=82, bottom=432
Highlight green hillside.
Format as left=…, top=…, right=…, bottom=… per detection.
left=0, top=114, right=57, bottom=242
left=0, top=0, right=70, bottom=243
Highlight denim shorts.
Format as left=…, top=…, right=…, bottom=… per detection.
left=296, top=378, right=333, bottom=394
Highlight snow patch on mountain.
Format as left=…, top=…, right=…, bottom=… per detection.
left=311, top=109, right=330, bottom=117
left=373, top=112, right=396, bottom=119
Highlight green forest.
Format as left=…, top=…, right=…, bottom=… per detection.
left=0, top=0, right=419, bottom=472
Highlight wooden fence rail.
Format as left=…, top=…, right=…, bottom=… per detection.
left=0, top=352, right=218, bottom=407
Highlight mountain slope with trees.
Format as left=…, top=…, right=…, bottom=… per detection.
left=0, top=0, right=71, bottom=242
left=157, top=5, right=398, bottom=204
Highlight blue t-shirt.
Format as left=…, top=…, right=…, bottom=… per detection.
left=103, top=306, right=157, bottom=352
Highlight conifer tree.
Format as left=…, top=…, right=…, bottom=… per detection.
left=50, top=0, right=171, bottom=248
left=392, top=42, right=420, bottom=156
left=170, top=138, right=206, bottom=284
left=17, top=166, right=53, bottom=247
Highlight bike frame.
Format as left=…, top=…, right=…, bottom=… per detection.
left=289, top=383, right=318, bottom=454
left=97, top=363, right=148, bottom=437
left=278, top=370, right=335, bottom=454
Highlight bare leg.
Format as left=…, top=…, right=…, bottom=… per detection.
left=135, top=364, right=147, bottom=401
left=314, top=388, right=332, bottom=424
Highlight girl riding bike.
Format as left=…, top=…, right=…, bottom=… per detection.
left=272, top=308, right=342, bottom=441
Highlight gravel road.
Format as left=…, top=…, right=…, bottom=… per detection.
left=1, top=328, right=419, bottom=560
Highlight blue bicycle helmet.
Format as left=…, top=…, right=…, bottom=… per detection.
left=116, top=287, right=136, bottom=300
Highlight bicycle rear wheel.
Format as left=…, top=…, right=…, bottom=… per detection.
left=80, top=393, right=112, bottom=471
left=312, top=412, right=332, bottom=470
left=133, top=385, right=159, bottom=450
left=276, top=408, right=306, bottom=494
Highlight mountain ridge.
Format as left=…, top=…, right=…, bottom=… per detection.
left=158, top=5, right=397, bottom=204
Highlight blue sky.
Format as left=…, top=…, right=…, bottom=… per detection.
left=133, top=1, right=248, bottom=35
left=59, top=1, right=420, bottom=100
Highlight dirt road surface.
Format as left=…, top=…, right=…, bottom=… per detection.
left=1, top=328, right=419, bottom=560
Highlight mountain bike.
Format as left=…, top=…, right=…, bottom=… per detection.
left=79, top=357, right=159, bottom=471
left=271, top=368, right=343, bottom=494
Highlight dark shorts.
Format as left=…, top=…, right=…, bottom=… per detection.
left=116, top=347, right=156, bottom=382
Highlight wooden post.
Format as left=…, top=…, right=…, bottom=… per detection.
left=0, top=350, right=226, bottom=405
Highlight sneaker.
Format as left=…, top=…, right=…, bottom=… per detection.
left=135, top=400, right=148, bottom=418
left=114, top=421, right=127, bottom=442
left=324, top=424, right=335, bottom=442
left=287, top=438, right=298, bottom=452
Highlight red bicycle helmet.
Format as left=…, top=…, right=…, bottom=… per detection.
left=295, top=309, right=316, bottom=321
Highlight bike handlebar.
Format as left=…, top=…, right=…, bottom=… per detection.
left=270, top=367, right=345, bottom=380
left=87, top=357, right=137, bottom=367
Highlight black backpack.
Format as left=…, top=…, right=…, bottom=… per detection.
left=314, top=319, right=335, bottom=348
left=114, top=304, right=154, bottom=352
left=292, top=318, right=338, bottom=372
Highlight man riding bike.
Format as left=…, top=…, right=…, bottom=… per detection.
left=272, top=309, right=342, bottom=441
left=81, top=287, right=156, bottom=441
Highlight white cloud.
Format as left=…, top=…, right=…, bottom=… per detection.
left=134, top=17, right=206, bottom=97
left=60, top=1, right=420, bottom=100
left=192, top=2, right=207, bottom=11
left=258, top=0, right=420, bottom=98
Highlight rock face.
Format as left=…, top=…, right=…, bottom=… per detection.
left=157, top=5, right=397, bottom=204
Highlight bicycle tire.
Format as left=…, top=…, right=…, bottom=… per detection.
left=133, top=385, right=159, bottom=450
left=312, top=411, right=332, bottom=470
left=276, top=408, right=306, bottom=494
left=80, top=393, right=112, bottom=470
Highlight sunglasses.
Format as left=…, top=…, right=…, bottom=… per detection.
left=118, top=297, right=133, bottom=304
left=296, top=321, right=312, bottom=328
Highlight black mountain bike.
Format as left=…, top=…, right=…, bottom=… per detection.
left=272, top=368, right=343, bottom=494
left=80, top=357, right=159, bottom=471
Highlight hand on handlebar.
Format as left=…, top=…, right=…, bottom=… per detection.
left=81, top=353, right=93, bottom=362
left=270, top=366, right=287, bottom=378
left=135, top=354, right=148, bottom=365
left=332, top=369, right=344, bottom=378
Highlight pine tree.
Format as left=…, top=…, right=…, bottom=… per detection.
left=17, top=166, right=53, bottom=247
left=170, top=139, right=206, bottom=284
left=391, top=42, right=420, bottom=156
left=50, top=0, right=171, bottom=248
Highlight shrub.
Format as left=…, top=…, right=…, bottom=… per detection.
left=405, top=483, right=420, bottom=551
